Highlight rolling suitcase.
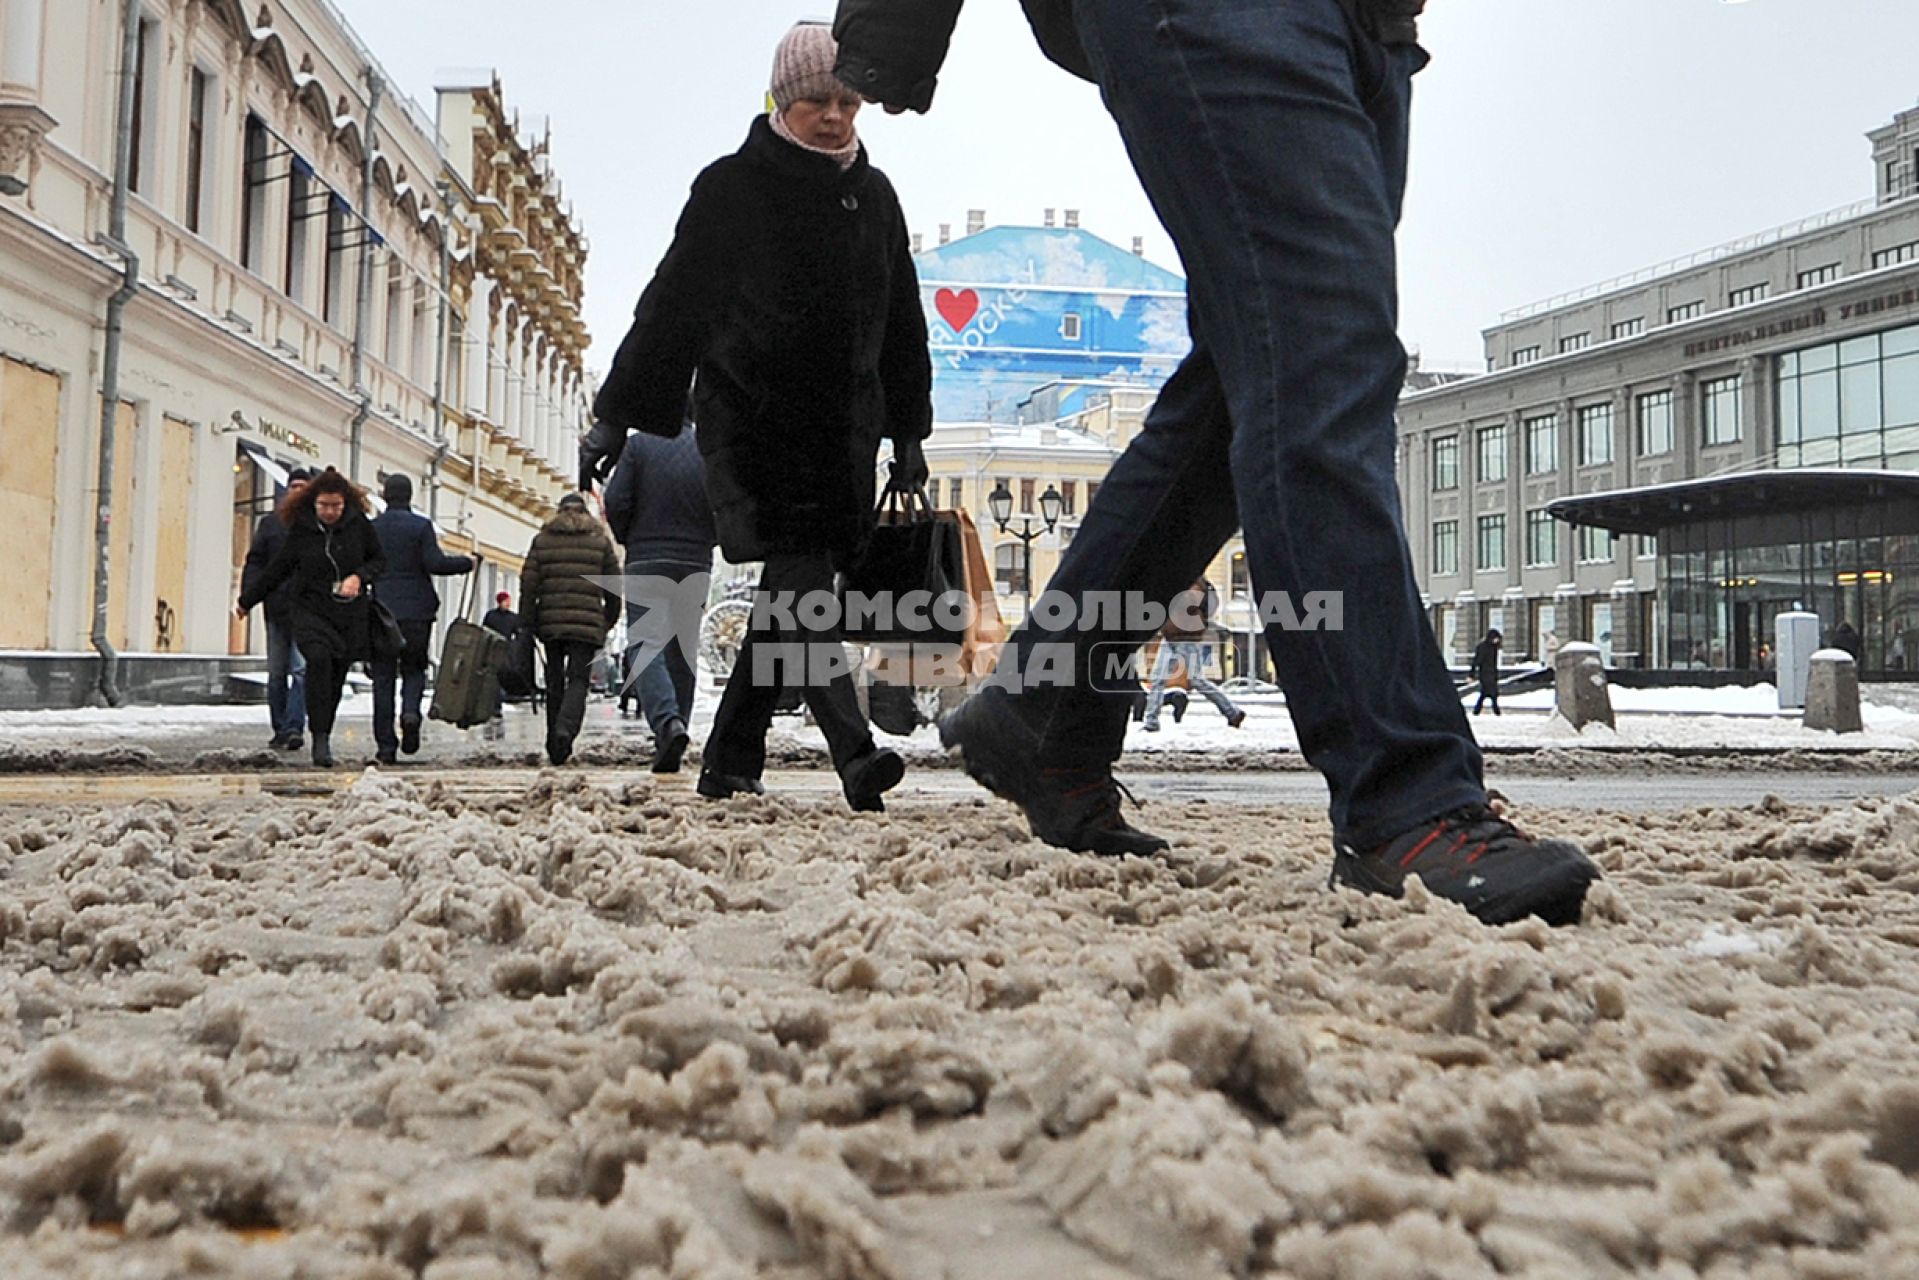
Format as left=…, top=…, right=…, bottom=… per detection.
left=430, top=575, right=509, bottom=729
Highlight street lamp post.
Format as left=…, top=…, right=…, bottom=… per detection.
left=989, top=480, right=1062, bottom=617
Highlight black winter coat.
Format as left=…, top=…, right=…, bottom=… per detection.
left=371, top=504, right=474, bottom=622
left=238, top=508, right=387, bottom=664
left=521, top=508, right=623, bottom=648
left=1472, top=639, right=1502, bottom=684
left=830, top=0, right=1424, bottom=113
left=592, top=116, right=932, bottom=562
left=241, top=513, right=296, bottom=624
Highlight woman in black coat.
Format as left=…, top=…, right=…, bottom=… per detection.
left=237, top=468, right=386, bottom=767
left=589, top=21, right=934, bottom=813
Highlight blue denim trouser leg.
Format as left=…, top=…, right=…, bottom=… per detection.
left=994, top=0, right=1483, bottom=848
left=623, top=560, right=706, bottom=735
left=372, top=620, right=433, bottom=750
left=266, top=617, right=306, bottom=736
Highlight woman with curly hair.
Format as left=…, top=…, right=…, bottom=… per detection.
left=236, top=467, right=386, bottom=767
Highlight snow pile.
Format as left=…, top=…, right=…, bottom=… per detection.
left=4, top=778, right=1919, bottom=1276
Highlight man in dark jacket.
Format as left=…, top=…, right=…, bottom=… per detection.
left=584, top=23, right=928, bottom=813
left=370, top=473, right=476, bottom=764
left=240, top=466, right=314, bottom=750
left=840, top=0, right=1598, bottom=927
left=1471, top=629, right=1503, bottom=716
left=522, top=493, right=623, bottom=766
left=603, top=419, right=717, bottom=773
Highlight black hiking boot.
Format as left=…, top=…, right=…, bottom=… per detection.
left=651, top=718, right=690, bottom=774
left=697, top=769, right=765, bottom=800
left=841, top=747, right=905, bottom=813
left=1330, top=803, right=1600, bottom=927
left=939, top=690, right=1168, bottom=857
left=400, top=714, right=423, bottom=755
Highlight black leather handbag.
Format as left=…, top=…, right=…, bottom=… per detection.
left=366, top=591, right=406, bottom=663
left=840, top=486, right=968, bottom=645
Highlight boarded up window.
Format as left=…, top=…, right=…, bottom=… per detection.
left=0, top=358, right=61, bottom=648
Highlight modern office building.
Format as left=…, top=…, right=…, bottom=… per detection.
left=1398, top=99, right=1919, bottom=674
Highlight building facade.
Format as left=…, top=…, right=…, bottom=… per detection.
left=0, top=0, right=587, bottom=702
left=1398, top=100, right=1919, bottom=672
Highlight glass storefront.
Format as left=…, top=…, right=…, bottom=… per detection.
left=1776, top=321, right=1919, bottom=470
left=1659, top=503, right=1919, bottom=672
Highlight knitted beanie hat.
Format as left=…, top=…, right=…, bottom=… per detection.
left=770, top=22, right=841, bottom=112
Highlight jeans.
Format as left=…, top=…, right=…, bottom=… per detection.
left=1144, top=639, right=1239, bottom=727
left=371, top=619, right=435, bottom=751
left=265, top=617, right=306, bottom=737
left=543, top=639, right=598, bottom=750
left=704, top=552, right=873, bottom=780
left=987, top=0, right=1482, bottom=848
left=622, top=559, right=706, bottom=736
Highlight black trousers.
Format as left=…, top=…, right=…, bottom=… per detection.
left=303, top=645, right=352, bottom=736
left=543, top=639, right=598, bottom=749
left=1473, top=679, right=1500, bottom=715
left=704, top=552, right=872, bottom=780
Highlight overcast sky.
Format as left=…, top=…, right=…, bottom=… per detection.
left=335, top=0, right=1919, bottom=377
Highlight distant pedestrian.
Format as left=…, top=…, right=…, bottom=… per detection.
left=520, top=493, right=622, bottom=766
left=239, top=466, right=314, bottom=751
left=369, top=474, right=476, bottom=765
left=602, top=418, right=718, bottom=774
left=482, top=591, right=521, bottom=641
left=583, top=21, right=932, bottom=811
left=236, top=468, right=385, bottom=768
left=1143, top=579, right=1244, bottom=732
left=1471, top=628, right=1503, bottom=716
left=480, top=590, right=522, bottom=742
left=1833, top=620, right=1864, bottom=666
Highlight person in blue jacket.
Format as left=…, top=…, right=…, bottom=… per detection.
left=369, top=473, right=475, bottom=765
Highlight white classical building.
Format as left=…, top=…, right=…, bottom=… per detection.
left=0, top=0, right=589, bottom=705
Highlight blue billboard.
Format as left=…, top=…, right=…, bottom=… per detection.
left=914, top=227, right=1190, bottom=423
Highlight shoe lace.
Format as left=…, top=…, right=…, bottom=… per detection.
left=1398, top=804, right=1526, bottom=870
left=1042, top=767, right=1143, bottom=831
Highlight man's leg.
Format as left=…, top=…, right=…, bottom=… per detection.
left=1073, top=0, right=1482, bottom=849
left=979, top=345, right=1243, bottom=760
left=542, top=639, right=568, bottom=749
left=1141, top=642, right=1176, bottom=731
left=265, top=619, right=291, bottom=739
left=558, top=642, right=594, bottom=748
left=285, top=637, right=307, bottom=738
left=370, top=651, right=399, bottom=756
left=399, top=621, right=432, bottom=752
left=1181, top=642, right=1242, bottom=719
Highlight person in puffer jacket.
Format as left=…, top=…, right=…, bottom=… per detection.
left=836, top=0, right=1601, bottom=932
left=520, top=493, right=622, bottom=765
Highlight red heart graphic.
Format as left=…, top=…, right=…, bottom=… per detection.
left=935, top=288, right=981, bottom=333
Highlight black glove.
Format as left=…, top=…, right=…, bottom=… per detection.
left=888, top=438, right=929, bottom=493
left=578, top=421, right=625, bottom=492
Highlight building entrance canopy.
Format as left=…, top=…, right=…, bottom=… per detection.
left=1546, top=469, right=1919, bottom=538
left=1552, top=469, right=1919, bottom=672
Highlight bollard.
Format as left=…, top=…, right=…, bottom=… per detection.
left=1553, top=641, right=1615, bottom=731
left=1803, top=649, right=1863, bottom=733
